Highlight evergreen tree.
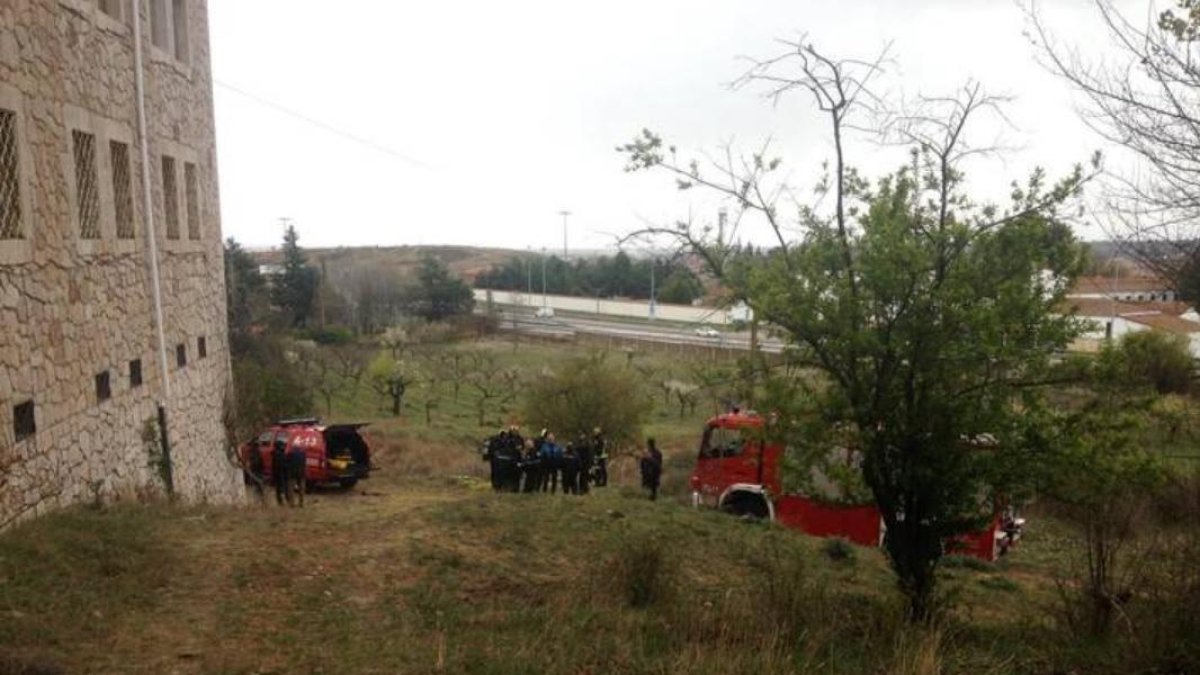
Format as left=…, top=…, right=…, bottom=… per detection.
left=272, top=225, right=318, bottom=328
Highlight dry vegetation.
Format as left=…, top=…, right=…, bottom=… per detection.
left=3, top=339, right=1200, bottom=674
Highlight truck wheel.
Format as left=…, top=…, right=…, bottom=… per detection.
left=338, top=478, right=359, bottom=490
left=721, top=492, right=770, bottom=520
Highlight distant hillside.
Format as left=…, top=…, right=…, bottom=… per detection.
left=252, top=245, right=531, bottom=284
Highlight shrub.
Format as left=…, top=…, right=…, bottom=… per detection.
left=822, top=537, right=857, bottom=564
left=607, top=535, right=675, bottom=609
left=522, top=352, right=651, bottom=448
left=1115, top=331, right=1193, bottom=394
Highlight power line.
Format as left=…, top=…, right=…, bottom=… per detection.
left=214, top=79, right=433, bottom=170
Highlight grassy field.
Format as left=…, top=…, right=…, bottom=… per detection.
left=4, top=449, right=1193, bottom=674
left=3, top=339, right=1199, bottom=674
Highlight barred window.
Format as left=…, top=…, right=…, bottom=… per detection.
left=0, top=109, right=21, bottom=240
left=176, top=343, right=187, bottom=368
left=129, top=358, right=143, bottom=388
left=197, top=335, right=207, bottom=359
left=72, top=130, right=100, bottom=239
left=184, top=161, right=200, bottom=240
left=162, top=155, right=179, bottom=240
left=110, top=140, right=135, bottom=239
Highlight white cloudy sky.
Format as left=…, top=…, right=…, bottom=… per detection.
left=208, top=0, right=1151, bottom=251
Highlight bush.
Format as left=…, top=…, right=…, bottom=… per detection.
left=822, top=537, right=857, bottom=564
left=522, top=352, right=651, bottom=448
left=225, top=335, right=314, bottom=443
left=607, top=536, right=675, bottom=609
left=1115, top=331, right=1193, bottom=394
left=302, top=326, right=355, bottom=345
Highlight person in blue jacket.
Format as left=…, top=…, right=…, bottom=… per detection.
left=539, top=431, right=563, bottom=494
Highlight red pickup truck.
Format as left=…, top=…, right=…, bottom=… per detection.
left=689, top=411, right=1022, bottom=561
left=240, top=418, right=372, bottom=489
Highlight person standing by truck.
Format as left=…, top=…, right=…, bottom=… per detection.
left=271, top=437, right=289, bottom=506
left=640, top=438, right=663, bottom=501
left=286, top=439, right=308, bottom=508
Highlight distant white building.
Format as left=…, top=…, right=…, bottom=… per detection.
left=1069, top=275, right=1176, bottom=303
left=1066, top=297, right=1200, bottom=356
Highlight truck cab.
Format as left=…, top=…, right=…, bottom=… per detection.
left=690, top=412, right=781, bottom=517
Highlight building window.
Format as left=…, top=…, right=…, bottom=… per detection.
left=172, top=0, right=189, bottom=62
left=184, top=161, right=200, bottom=240
left=129, top=358, right=143, bottom=388
left=197, top=335, right=207, bottom=359
left=95, top=371, right=112, bottom=403
left=162, top=155, right=179, bottom=240
left=176, top=343, right=187, bottom=368
left=151, top=0, right=169, bottom=50
left=13, top=400, right=35, bottom=442
left=151, top=0, right=189, bottom=62
left=73, top=130, right=101, bottom=240
left=110, top=140, right=135, bottom=239
left=99, top=0, right=123, bottom=20
left=0, top=109, right=22, bottom=241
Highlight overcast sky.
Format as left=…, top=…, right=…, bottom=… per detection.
left=209, top=0, right=1150, bottom=251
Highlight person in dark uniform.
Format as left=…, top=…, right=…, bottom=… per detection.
left=520, top=438, right=542, bottom=493
left=271, top=438, right=289, bottom=506
left=640, top=438, right=663, bottom=501
left=286, top=439, right=307, bottom=508
left=483, top=430, right=505, bottom=491
left=503, top=427, right=525, bottom=492
left=561, top=441, right=581, bottom=495
left=592, top=427, right=608, bottom=487
left=576, top=432, right=594, bottom=495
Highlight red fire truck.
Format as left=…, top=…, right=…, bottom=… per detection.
left=239, top=418, right=372, bottom=488
left=689, top=411, right=1021, bottom=561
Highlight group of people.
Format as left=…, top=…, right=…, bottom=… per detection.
left=481, top=426, right=609, bottom=495
left=481, top=426, right=665, bottom=500
left=246, top=438, right=308, bottom=507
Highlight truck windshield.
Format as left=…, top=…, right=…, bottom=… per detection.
left=699, top=425, right=746, bottom=458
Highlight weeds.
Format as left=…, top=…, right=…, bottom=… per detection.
left=606, top=534, right=675, bottom=608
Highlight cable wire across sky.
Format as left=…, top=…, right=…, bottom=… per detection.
left=214, top=80, right=434, bottom=170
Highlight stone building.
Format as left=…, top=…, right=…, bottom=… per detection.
left=0, top=0, right=242, bottom=528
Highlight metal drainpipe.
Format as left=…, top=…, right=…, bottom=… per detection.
left=132, top=0, right=175, bottom=496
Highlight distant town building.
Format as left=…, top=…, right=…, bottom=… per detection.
left=1067, top=297, right=1200, bottom=356
left=1068, top=275, right=1176, bottom=303
left=0, top=0, right=241, bottom=527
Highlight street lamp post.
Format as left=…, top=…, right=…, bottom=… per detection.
left=559, top=210, right=571, bottom=258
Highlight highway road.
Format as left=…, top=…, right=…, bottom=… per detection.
left=490, top=306, right=787, bottom=354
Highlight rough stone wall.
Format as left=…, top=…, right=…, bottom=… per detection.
left=0, top=0, right=242, bottom=529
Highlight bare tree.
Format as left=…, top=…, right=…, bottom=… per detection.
left=1030, top=0, right=1200, bottom=300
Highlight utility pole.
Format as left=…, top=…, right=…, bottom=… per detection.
left=559, top=210, right=571, bottom=258
left=649, top=257, right=657, bottom=320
